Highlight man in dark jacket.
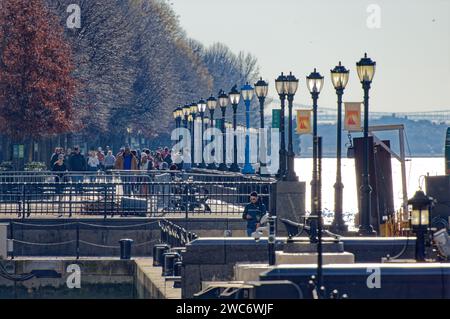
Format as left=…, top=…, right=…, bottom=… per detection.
left=242, top=191, right=267, bottom=237
left=69, top=146, right=86, bottom=193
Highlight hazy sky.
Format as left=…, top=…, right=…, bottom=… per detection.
left=170, top=0, right=450, bottom=112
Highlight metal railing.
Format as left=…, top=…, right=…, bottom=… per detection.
left=158, top=219, right=198, bottom=247
left=0, top=173, right=275, bottom=218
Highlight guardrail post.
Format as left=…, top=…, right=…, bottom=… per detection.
left=76, top=222, right=80, bottom=259
left=103, top=184, right=107, bottom=219
left=21, top=184, right=26, bottom=220
left=9, top=222, right=14, bottom=260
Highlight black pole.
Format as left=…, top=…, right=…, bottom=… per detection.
left=76, top=223, right=80, bottom=260
left=277, top=94, right=286, bottom=179
left=309, top=92, right=319, bottom=243
left=219, top=107, right=228, bottom=171
left=268, top=215, right=276, bottom=266
left=331, top=88, right=347, bottom=233
left=358, top=82, right=375, bottom=235
left=317, top=136, right=323, bottom=294
left=208, top=109, right=217, bottom=170
left=285, top=94, right=298, bottom=181
left=230, top=103, right=240, bottom=172
left=10, top=222, right=14, bottom=260
left=415, top=228, right=426, bottom=261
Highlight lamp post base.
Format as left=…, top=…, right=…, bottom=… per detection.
left=329, top=222, right=348, bottom=234
left=357, top=224, right=377, bottom=236
left=284, top=171, right=298, bottom=182
left=218, top=163, right=228, bottom=171
left=229, top=163, right=240, bottom=172
left=242, top=163, right=255, bottom=174
left=198, top=163, right=207, bottom=169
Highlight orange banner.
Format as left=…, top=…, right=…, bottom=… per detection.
left=344, top=102, right=362, bottom=131
left=296, top=109, right=312, bottom=134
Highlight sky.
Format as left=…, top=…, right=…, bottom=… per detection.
left=170, top=0, right=450, bottom=113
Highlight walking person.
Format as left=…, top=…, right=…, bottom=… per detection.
left=87, top=151, right=100, bottom=182
left=52, top=154, right=68, bottom=217
left=50, top=147, right=62, bottom=170
left=69, top=146, right=86, bottom=193
left=97, top=147, right=105, bottom=171
left=104, top=150, right=116, bottom=182
left=115, top=146, right=138, bottom=195
left=242, top=192, right=267, bottom=237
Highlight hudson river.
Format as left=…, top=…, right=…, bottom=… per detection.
left=293, top=157, right=444, bottom=226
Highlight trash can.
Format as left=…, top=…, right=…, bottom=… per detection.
left=153, top=244, right=170, bottom=266
left=119, top=238, right=134, bottom=260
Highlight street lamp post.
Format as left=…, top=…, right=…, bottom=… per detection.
left=181, top=105, right=191, bottom=170
left=189, top=102, right=198, bottom=168
left=241, top=82, right=255, bottom=174
left=275, top=73, right=289, bottom=179
left=286, top=72, right=299, bottom=181
left=229, top=85, right=241, bottom=172
left=356, top=53, right=377, bottom=236
left=254, top=78, right=269, bottom=176
left=173, top=107, right=182, bottom=144
left=197, top=98, right=207, bottom=169
left=307, top=68, right=324, bottom=242
left=218, top=90, right=229, bottom=171
left=408, top=190, right=433, bottom=261
left=330, top=62, right=350, bottom=234
left=207, top=96, right=217, bottom=170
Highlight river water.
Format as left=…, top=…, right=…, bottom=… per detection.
left=293, top=157, right=444, bottom=227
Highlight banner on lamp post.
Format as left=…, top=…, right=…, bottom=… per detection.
left=296, top=110, right=312, bottom=134
left=272, top=109, right=281, bottom=129
left=344, top=102, right=362, bottom=131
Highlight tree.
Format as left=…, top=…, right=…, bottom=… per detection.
left=0, top=0, right=77, bottom=140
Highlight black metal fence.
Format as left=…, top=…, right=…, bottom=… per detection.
left=0, top=171, right=276, bottom=218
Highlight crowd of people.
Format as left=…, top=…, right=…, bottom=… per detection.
left=50, top=145, right=178, bottom=173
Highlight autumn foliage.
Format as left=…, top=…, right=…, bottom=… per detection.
left=0, top=0, right=76, bottom=140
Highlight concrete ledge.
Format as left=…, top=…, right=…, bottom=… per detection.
left=135, top=258, right=181, bottom=299
left=275, top=252, right=355, bottom=264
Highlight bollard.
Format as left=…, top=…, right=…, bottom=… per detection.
left=162, top=252, right=180, bottom=276
left=153, top=244, right=170, bottom=266
left=119, top=238, right=134, bottom=260
left=173, top=260, right=183, bottom=277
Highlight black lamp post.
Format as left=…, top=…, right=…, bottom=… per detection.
left=197, top=98, right=207, bottom=169
left=286, top=72, right=299, bottom=182
left=181, top=105, right=191, bottom=170
left=182, top=105, right=190, bottom=129
left=229, top=85, right=241, bottom=172
left=408, top=190, right=433, bottom=261
left=173, top=107, right=182, bottom=144
left=218, top=90, right=229, bottom=171
left=307, top=68, right=324, bottom=228
left=189, top=102, right=198, bottom=168
left=254, top=78, right=269, bottom=176
left=330, top=62, right=350, bottom=234
left=356, top=53, right=377, bottom=236
left=207, top=96, right=217, bottom=170
left=275, top=73, right=288, bottom=179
